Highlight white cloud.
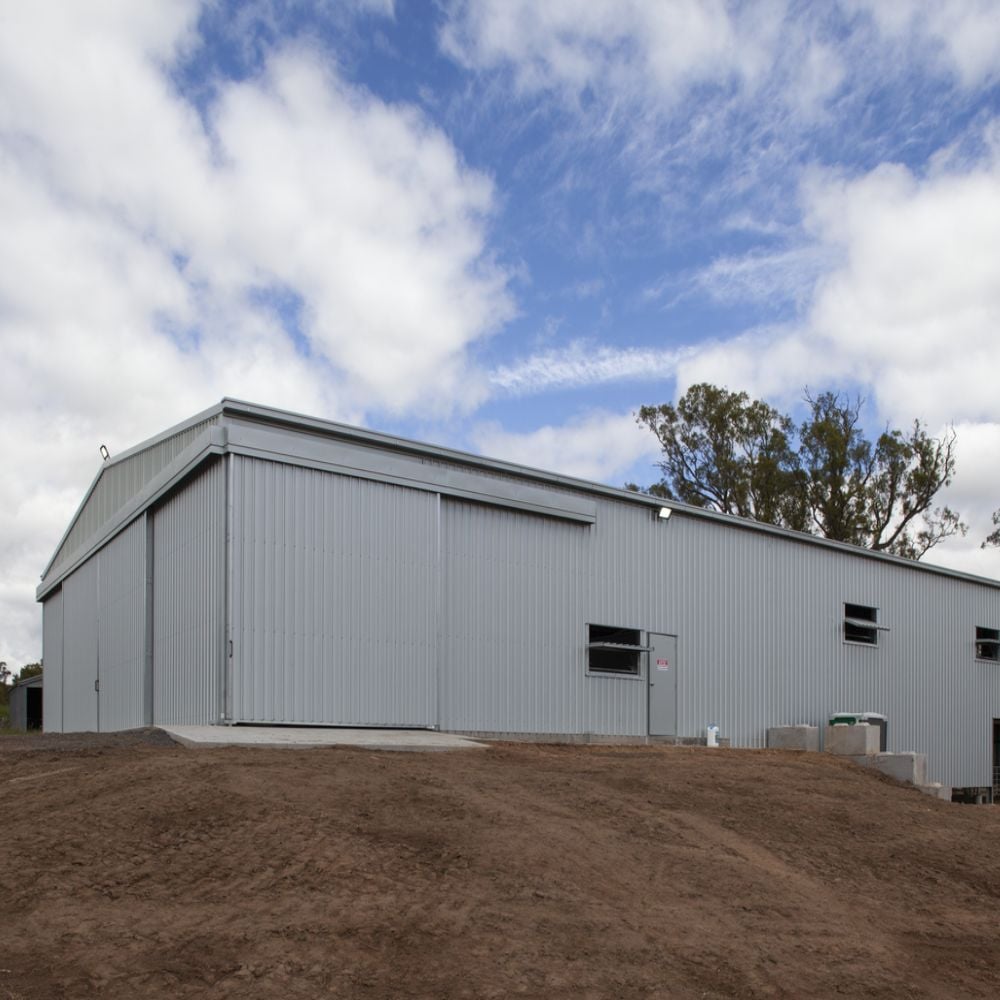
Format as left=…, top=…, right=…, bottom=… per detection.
left=673, top=326, right=843, bottom=411
left=803, top=158, right=1000, bottom=427
left=0, top=1, right=513, bottom=665
left=442, top=1, right=999, bottom=118
left=441, top=0, right=766, bottom=104
left=670, top=134, right=1000, bottom=577
left=692, top=245, right=832, bottom=308
left=490, top=342, right=691, bottom=394
left=206, top=47, right=511, bottom=410
left=675, top=142, right=1000, bottom=420
left=437, top=0, right=997, bottom=227
left=848, top=0, right=1000, bottom=88
left=470, top=410, right=661, bottom=483
left=922, top=420, right=1000, bottom=577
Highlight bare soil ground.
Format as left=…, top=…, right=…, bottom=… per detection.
left=2, top=732, right=1000, bottom=999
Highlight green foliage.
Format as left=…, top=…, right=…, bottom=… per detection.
left=983, top=510, right=1000, bottom=549
left=636, top=383, right=966, bottom=560
left=636, top=385, right=808, bottom=530
left=16, top=663, right=42, bottom=682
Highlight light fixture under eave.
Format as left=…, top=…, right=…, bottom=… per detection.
left=658, top=506, right=672, bottom=520
left=99, top=444, right=111, bottom=462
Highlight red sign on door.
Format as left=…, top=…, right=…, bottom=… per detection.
left=656, top=658, right=670, bottom=670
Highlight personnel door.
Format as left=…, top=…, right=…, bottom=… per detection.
left=648, top=632, right=677, bottom=737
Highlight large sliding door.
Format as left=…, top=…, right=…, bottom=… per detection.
left=229, top=458, right=437, bottom=727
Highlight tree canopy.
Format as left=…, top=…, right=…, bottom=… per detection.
left=983, top=512, right=1000, bottom=549
left=15, top=663, right=42, bottom=682
left=636, top=384, right=965, bottom=560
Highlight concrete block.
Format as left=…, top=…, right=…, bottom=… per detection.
left=767, top=725, right=819, bottom=751
left=872, top=752, right=927, bottom=787
left=918, top=783, right=952, bottom=801
left=825, top=724, right=879, bottom=756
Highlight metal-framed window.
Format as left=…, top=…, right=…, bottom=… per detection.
left=976, top=626, right=1000, bottom=662
left=844, top=603, right=887, bottom=646
left=587, top=624, right=649, bottom=676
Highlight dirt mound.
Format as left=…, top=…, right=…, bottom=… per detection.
left=2, top=735, right=999, bottom=999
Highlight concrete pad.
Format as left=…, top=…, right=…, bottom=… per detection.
left=825, top=724, right=879, bottom=756
left=767, top=726, right=819, bottom=752
left=160, top=725, right=488, bottom=752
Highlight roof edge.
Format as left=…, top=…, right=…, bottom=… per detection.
left=40, top=402, right=225, bottom=581
left=37, top=430, right=226, bottom=599
left=38, top=397, right=1000, bottom=597
left=219, top=397, right=665, bottom=508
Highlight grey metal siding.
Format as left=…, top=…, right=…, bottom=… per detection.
left=229, top=457, right=437, bottom=726
left=567, top=502, right=1000, bottom=787
left=8, top=685, right=24, bottom=731
left=439, top=491, right=1000, bottom=786
left=653, top=513, right=1000, bottom=787
left=42, top=590, right=64, bottom=732
left=97, top=517, right=146, bottom=730
left=439, top=499, right=647, bottom=736
left=46, top=416, right=217, bottom=581
left=61, top=559, right=99, bottom=732
left=152, top=459, right=225, bottom=725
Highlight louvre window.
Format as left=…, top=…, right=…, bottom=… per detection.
left=588, top=624, right=646, bottom=675
left=844, top=603, right=881, bottom=645
left=976, top=627, right=1000, bottom=662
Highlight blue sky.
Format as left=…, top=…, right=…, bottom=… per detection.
left=2, top=0, right=1000, bottom=666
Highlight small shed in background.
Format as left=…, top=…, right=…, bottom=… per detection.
left=9, top=675, right=43, bottom=731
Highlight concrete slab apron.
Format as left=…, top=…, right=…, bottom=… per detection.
left=160, top=726, right=488, bottom=752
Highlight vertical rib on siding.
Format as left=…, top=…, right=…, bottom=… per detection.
left=229, top=457, right=437, bottom=726
left=61, top=560, right=99, bottom=732
left=97, top=517, right=146, bottom=730
left=153, top=459, right=225, bottom=725
left=42, top=590, right=64, bottom=732
left=46, top=417, right=217, bottom=581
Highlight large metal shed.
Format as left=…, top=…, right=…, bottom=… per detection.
left=37, top=399, right=1000, bottom=788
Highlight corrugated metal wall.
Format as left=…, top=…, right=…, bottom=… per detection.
left=97, top=517, right=146, bottom=730
left=153, top=459, right=225, bottom=725
left=229, top=457, right=437, bottom=726
left=46, top=416, right=217, bottom=581
left=659, top=513, right=1000, bottom=787
left=41, top=517, right=147, bottom=732
left=42, top=590, right=64, bottom=732
left=61, top=559, right=99, bottom=731
left=438, top=491, right=1000, bottom=786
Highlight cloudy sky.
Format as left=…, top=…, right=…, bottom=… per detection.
left=3, top=0, right=1000, bottom=667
